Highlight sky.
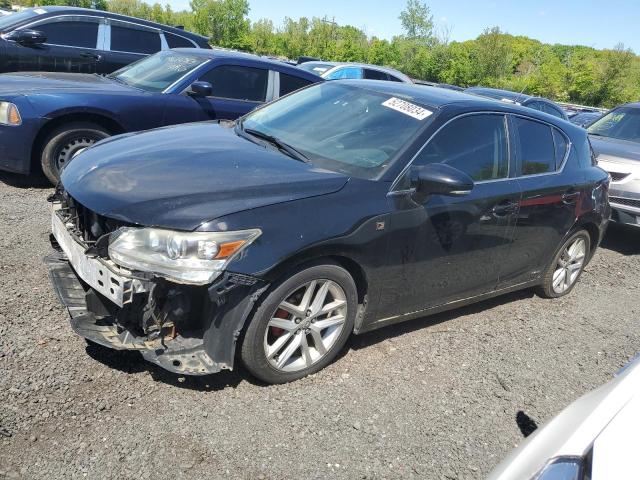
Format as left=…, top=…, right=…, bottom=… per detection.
left=166, top=0, right=640, bottom=53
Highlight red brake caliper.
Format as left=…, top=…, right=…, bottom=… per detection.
left=270, top=308, right=288, bottom=337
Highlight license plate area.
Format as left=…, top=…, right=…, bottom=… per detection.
left=51, top=211, right=128, bottom=307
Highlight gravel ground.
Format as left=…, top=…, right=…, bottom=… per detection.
left=1, top=171, right=639, bottom=480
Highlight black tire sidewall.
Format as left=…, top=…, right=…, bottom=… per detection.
left=40, top=122, right=110, bottom=185
left=241, top=262, right=357, bottom=384
left=540, top=229, right=591, bottom=298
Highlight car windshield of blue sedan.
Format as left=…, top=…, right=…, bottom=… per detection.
left=240, top=82, right=433, bottom=179
left=108, top=51, right=209, bottom=92
left=588, top=107, right=640, bottom=143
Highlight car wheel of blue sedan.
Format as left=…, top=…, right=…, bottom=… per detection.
left=241, top=262, right=357, bottom=384
left=40, top=122, right=110, bottom=184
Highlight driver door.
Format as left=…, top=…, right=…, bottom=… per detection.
left=376, top=113, right=522, bottom=320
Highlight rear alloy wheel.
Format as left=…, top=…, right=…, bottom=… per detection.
left=538, top=230, right=590, bottom=298
left=241, top=263, right=357, bottom=384
left=40, top=122, right=110, bottom=185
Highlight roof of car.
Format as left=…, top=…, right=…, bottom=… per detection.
left=302, top=61, right=411, bottom=81
left=172, top=48, right=324, bottom=79
left=22, top=6, right=209, bottom=42
left=465, top=86, right=533, bottom=103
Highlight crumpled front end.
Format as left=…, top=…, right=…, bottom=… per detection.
left=45, top=193, right=266, bottom=376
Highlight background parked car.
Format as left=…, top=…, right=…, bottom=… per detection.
left=588, top=103, right=640, bottom=227
left=0, top=48, right=322, bottom=183
left=0, top=6, right=209, bottom=74
left=297, top=60, right=412, bottom=83
left=569, top=110, right=604, bottom=128
left=465, top=86, right=569, bottom=120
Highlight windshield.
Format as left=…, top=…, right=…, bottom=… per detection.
left=588, top=107, right=640, bottom=143
left=108, top=51, right=209, bottom=92
left=240, top=82, right=434, bottom=179
left=0, top=8, right=43, bottom=31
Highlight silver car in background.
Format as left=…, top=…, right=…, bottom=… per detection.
left=297, top=61, right=412, bottom=83
left=588, top=103, right=640, bottom=227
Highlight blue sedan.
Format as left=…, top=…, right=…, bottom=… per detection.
left=0, top=48, right=322, bottom=183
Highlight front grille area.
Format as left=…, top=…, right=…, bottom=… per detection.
left=610, top=196, right=640, bottom=210
left=609, top=171, right=630, bottom=182
left=61, top=193, right=128, bottom=244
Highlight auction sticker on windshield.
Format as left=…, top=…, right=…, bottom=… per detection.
left=382, top=97, right=432, bottom=120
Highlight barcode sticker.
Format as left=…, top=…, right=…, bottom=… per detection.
left=382, top=97, right=432, bottom=120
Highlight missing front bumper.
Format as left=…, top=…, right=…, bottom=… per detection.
left=45, top=250, right=223, bottom=376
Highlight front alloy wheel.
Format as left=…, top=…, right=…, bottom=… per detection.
left=241, top=263, right=357, bottom=384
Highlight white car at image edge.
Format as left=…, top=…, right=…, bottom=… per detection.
left=488, top=354, right=640, bottom=480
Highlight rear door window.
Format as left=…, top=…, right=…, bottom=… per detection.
left=34, top=19, right=99, bottom=48
left=414, top=114, right=509, bottom=181
left=552, top=129, right=568, bottom=167
left=198, top=65, right=268, bottom=101
left=111, top=24, right=161, bottom=54
left=164, top=32, right=194, bottom=49
left=279, top=72, right=312, bottom=96
left=513, top=117, right=556, bottom=175
left=363, top=69, right=389, bottom=81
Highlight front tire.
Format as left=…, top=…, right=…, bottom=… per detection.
left=537, top=229, right=590, bottom=298
left=40, top=122, right=110, bottom=184
left=241, top=262, right=357, bottom=384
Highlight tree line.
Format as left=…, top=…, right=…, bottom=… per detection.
left=13, top=0, right=640, bottom=108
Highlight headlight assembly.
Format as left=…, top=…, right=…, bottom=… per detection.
left=0, top=102, right=21, bottom=126
left=108, top=227, right=261, bottom=285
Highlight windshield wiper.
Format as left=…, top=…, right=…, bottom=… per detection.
left=243, top=127, right=309, bottom=163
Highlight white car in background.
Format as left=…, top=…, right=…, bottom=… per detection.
left=488, top=355, right=640, bottom=480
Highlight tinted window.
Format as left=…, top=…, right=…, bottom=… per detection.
left=540, top=102, right=566, bottom=119
left=199, top=65, right=268, bottom=101
left=363, top=69, right=389, bottom=81
left=325, top=66, right=362, bottom=80
left=514, top=117, right=556, bottom=175
left=279, top=72, right=312, bottom=96
left=388, top=75, right=404, bottom=82
left=164, top=32, right=194, bottom=49
left=36, top=20, right=98, bottom=48
left=553, top=129, right=568, bottom=167
left=111, top=25, right=161, bottom=54
left=415, top=114, right=509, bottom=181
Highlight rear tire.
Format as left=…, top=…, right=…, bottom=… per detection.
left=241, top=262, right=357, bottom=384
left=40, top=122, right=110, bottom=185
left=537, top=229, right=590, bottom=298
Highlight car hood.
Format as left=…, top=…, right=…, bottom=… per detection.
left=61, top=123, right=349, bottom=231
left=0, top=72, right=134, bottom=95
left=590, top=135, right=640, bottom=164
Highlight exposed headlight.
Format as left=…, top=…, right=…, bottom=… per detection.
left=535, top=455, right=590, bottom=480
left=0, top=102, right=21, bottom=126
left=108, top=228, right=261, bottom=285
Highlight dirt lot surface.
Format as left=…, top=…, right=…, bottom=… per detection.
left=1, top=172, right=639, bottom=480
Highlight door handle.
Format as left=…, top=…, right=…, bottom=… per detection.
left=562, top=191, right=581, bottom=204
left=492, top=201, right=519, bottom=216
left=81, top=52, right=102, bottom=61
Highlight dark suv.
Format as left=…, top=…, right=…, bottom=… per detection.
left=0, top=7, right=210, bottom=74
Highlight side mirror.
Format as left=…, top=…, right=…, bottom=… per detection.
left=189, top=81, right=213, bottom=97
left=6, top=29, right=47, bottom=45
left=410, top=163, right=474, bottom=202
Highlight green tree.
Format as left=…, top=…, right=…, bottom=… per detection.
left=399, top=0, right=434, bottom=44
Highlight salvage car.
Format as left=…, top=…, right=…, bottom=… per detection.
left=465, top=87, right=569, bottom=120
left=588, top=103, right=640, bottom=227
left=0, top=6, right=209, bottom=74
left=0, top=48, right=322, bottom=183
left=488, top=354, right=640, bottom=480
left=46, top=81, right=610, bottom=384
left=298, top=61, right=412, bottom=83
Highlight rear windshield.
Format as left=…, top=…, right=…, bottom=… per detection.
left=0, top=8, right=44, bottom=31
left=588, top=107, right=640, bottom=143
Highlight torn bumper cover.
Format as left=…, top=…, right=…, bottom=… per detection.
left=46, top=209, right=266, bottom=376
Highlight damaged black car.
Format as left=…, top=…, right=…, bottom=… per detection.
left=47, top=80, right=610, bottom=384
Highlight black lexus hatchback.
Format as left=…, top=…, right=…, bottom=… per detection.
left=47, top=81, right=610, bottom=384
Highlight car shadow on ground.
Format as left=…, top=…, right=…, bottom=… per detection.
left=84, top=342, right=251, bottom=391
left=601, top=223, right=640, bottom=256
left=0, top=171, right=51, bottom=189
left=350, top=288, right=535, bottom=351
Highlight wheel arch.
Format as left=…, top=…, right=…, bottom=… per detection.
left=31, top=111, right=126, bottom=173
